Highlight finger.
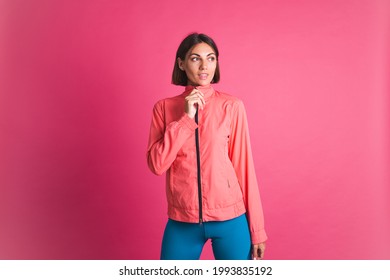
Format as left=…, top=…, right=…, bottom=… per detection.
left=186, top=96, right=202, bottom=104
left=197, top=95, right=205, bottom=109
left=190, top=92, right=205, bottom=107
left=186, top=96, right=205, bottom=110
left=188, top=92, right=206, bottom=107
left=186, top=92, right=204, bottom=100
left=260, top=248, right=264, bottom=260
left=185, top=95, right=203, bottom=104
left=187, top=88, right=205, bottom=99
left=260, top=243, right=266, bottom=259
left=192, top=88, right=204, bottom=97
left=252, top=246, right=260, bottom=260
left=195, top=91, right=206, bottom=106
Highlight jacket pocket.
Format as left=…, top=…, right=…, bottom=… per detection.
left=170, top=156, right=198, bottom=209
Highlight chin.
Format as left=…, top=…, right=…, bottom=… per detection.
left=197, top=80, right=211, bottom=86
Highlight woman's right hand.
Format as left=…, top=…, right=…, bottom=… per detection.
left=185, top=88, right=205, bottom=119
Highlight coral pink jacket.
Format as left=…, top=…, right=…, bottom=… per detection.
left=147, top=84, right=267, bottom=244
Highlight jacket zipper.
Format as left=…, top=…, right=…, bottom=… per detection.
left=194, top=108, right=203, bottom=223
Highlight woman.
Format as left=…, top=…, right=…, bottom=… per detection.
left=147, top=33, right=267, bottom=260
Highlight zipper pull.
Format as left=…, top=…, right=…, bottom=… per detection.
left=199, top=218, right=203, bottom=224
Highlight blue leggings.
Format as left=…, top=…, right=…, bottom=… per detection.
left=160, top=214, right=251, bottom=260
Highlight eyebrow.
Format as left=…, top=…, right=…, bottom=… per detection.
left=189, top=53, right=216, bottom=57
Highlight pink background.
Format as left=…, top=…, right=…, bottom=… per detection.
left=1, top=0, right=389, bottom=259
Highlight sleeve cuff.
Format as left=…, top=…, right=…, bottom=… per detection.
left=251, top=229, right=268, bottom=244
left=177, top=113, right=198, bottom=131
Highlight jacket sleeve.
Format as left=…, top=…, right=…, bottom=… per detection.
left=147, top=100, right=198, bottom=175
left=228, top=99, right=268, bottom=244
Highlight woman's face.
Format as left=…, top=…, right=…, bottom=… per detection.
left=178, top=42, right=217, bottom=86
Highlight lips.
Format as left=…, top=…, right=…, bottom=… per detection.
left=199, top=73, right=208, bottom=80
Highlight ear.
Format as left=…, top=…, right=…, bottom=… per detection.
left=177, top=57, right=185, bottom=71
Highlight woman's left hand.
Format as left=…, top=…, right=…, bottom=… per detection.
left=252, top=242, right=266, bottom=260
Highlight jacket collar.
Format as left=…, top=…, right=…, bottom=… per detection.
left=182, top=84, right=215, bottom=102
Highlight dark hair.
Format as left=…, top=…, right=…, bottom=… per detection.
left=172, top=33, right=220, bottom=86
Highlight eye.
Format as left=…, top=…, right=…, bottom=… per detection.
left=191, top=57, right=199, bottom=62
left=208, top=56, right=216, bottom=61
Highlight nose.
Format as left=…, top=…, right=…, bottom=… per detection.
left=199, top=60, right=208, bottom=70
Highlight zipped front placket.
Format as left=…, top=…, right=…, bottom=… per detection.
left=194, top=108, right=203, bottom=223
